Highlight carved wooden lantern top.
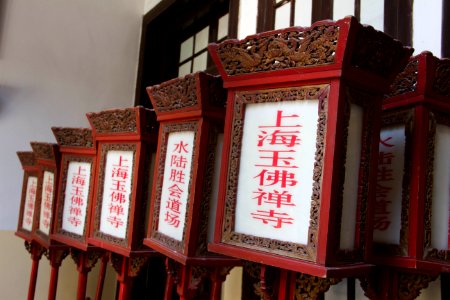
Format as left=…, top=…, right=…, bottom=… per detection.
left=15, top=151, right=39, bottom=242
left=385, top=51, right=450, bottom=108
left=52, top=127, right=94, bottom=149
left=146, top=72, right=227, bottom=120
left=30, top=142, right=58, bottom=163
left=209, top=16, right=412, bottom=90
left=17, top=151, right=36, bottom=168
left=86, top=106, right=157, bottom=140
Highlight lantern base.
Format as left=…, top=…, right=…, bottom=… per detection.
left=209, top=242, right=372, bottom=278
left=144, top=238, right=240, bottom=267
left=371, top=255, right=450, bottom=273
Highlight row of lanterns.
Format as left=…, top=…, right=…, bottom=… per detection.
left=15, top=16, right=450, bottom=300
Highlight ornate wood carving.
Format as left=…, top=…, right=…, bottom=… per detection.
left=387, top=58, right=419, bottom=97
left=214, top=24, right=338, bottom=76
left=397, top=272, right=438, bottom=300
left=52, top=127, right=94, bottom=148
left=45, top=249, right=69, bottom=268
left=129, top=256, right=150, bottom=277
left=351, top=24, right=412, bottom=78
left=294, top=273, right=341, bottom=300
left=30, top=142, right=56, bottom=161
left=24, top=242, right=46, bottom=260
left=195, top=124, right=220, bottom=256
left=423, top=113, right=450, bottom=262
left=204, top=73, right=227, bottom=108
left=17, top=152, right=35, bottom=167
left=148, top=74, right=198, bottom=112
left=221, top=85, right=329, bottom=261
left=87, top=108, right=138, bottom=134
left=92, top=143, right=136, bottom=247
left=423, top=113, right=436, bottom=251
left=150, top=122, right=198, bottom=253
left=432, top=59, right=450, bottom=97
left=70, top=249, right=103, bottom=271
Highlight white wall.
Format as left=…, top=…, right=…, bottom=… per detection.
left=0, top=0, right=145, bottom=298
left=0, top=0, right=145, bottom=230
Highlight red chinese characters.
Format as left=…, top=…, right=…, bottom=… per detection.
left=250, top=110, right=301, bottom=229
left=40, top=171, right=54, bottom=234
left=374, top=136, right=395, bottom=231
left=62, top=162, right=91, bottom=234
left=164, top=140, right=189, bottom=229
left=158, top=132, right=194, bottom=241
left=23, top=177, right=38, bottom=230
left=100, top=151, right=134, bottom=238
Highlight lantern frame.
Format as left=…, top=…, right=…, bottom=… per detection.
left=87, top=107, right=158, bottom=257
left=145, top=72, right=236, bottom=265
left=16, top=152, right=39, bottom=242
left=207, top=16, right=412, bottom=277
left=372, top=52, right=450, bottom=273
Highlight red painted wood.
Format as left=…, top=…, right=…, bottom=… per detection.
left=95, top=253, right=108, bottom=300
left=47, top=265, right=59, bottom=300
left=76, top=271, right=88, bottom=300
left=28, top=256, right=39, bottom=300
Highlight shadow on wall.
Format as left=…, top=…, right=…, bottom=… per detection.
left=0, top=84, right=17, bottom=116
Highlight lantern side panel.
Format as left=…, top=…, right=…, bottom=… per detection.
left=234, top=100, right=318, bottom=245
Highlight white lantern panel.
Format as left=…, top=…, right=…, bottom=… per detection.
left=100, top=151, right=134, bottom=239
left=39, top=171, right=55, bottom=235
left=431, top=124, right=450, bottom=249
left=158, top=131, right=195, bottom=241
left=373, top=125, right=406, bottom=244
left=235, top=100, right=319, bottom=245
left=22, top=176, right=38, bottom=231
left=62, top=161, right=91, bottom=235
left=340, top=104, right=363, bottom=250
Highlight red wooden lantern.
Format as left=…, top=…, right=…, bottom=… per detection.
left=16, top=151, right=45, bottom=300
left=207, top=16, right=412, bottom=294
left=51, top=127, right=107, bottom=300
left=366, top=52, right=450, bottom=298
left=30, top=141, right=69, bottom=300
left=145, top=72, right=239, bottom=299
left=87, top=107, right=159, bottom=299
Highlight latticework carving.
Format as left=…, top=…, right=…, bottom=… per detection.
left=221, top=85, right=329, bottom=261
left=387, top=58, right=419, bottom=97
left=149, top=74, right=198, bottom=112
left=423, top=113, right=436, bottom=251
left=432, top=59, right=450, bottom=97
left=30, top=142, right=56, bottom=161
left=214, top=24, right=338, bottom=76
left=52, top=127, right=94, bottom=148
left=351, top=24, right=412, bottom=78
left=196, top=124, right=220, bottom=256
left=87, top=108, right=138, bottom=134
left=295, top=273, right=341, bottom=300
left=17, top=152, right=35, bottom=167
left=397, top=272, right=438, bottom=300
